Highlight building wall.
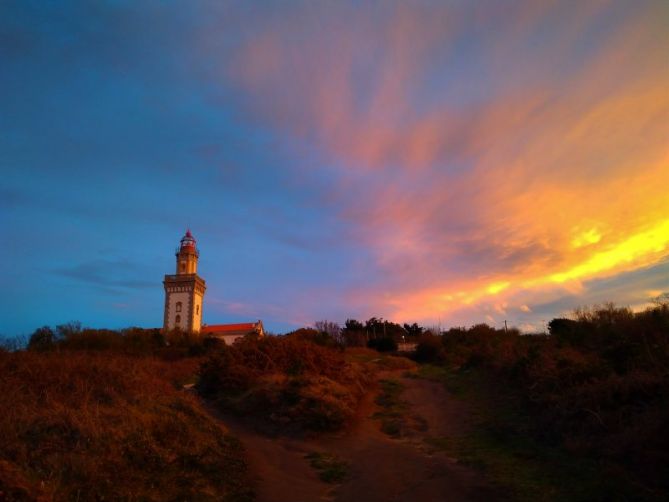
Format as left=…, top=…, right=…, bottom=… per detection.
left=191, top=291, right=203, bottom=332
left=218, top=334, right=245, bottom=345
left=176, top=253, right=198, bottom=274
left=166, top=291, right=190, bottom=331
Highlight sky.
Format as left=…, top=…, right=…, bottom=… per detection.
left=1, top=0, right=668, bottom=337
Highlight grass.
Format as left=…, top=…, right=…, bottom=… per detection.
left=344, top=348, right=417, bottom=371
left=415, top=364, right=469, bottom=395
left=372, top=379, right=407, bottom=437
left=415, top=364, right=624, bottom=501
left=0, top=351, right=253, bottom=501
left=304, top=451, right=349, bottom=483
left=372, top=377, right=431, bottom=438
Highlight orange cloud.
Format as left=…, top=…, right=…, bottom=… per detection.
left=220, top=1, right=669, bottom=326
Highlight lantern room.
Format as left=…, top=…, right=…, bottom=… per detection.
left=175, top=229, right=199, bottom=275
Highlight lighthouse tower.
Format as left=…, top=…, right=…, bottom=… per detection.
left=163, top=230, right=206, bottom=332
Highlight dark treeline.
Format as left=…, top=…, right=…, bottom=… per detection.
left=6, top=321, right=223, bottom=359
left=285, top=317, right=426, bottom=352
left=8, top=316, right=418, bottom=355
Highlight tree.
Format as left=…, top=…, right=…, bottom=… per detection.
left=403, top=323, right=424, bottom=338
left=365, top=318, right=406, bottom=340
left=56, top=321, right=82, bottom=340
left=341, top=319, right=366, bottom=347
left=314, top=320, right=342, bottom=344
left=367, top=336, right=397, bottom=352
left=414, top=333, right=445, bottom=362
left=344, top=319, right=364, bottom=331
left=651, top=292, right=669, bottom=309
left=28, top=326, right=56, bottom=351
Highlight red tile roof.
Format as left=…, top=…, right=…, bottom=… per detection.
left=201, top=323, right=257, bottom=334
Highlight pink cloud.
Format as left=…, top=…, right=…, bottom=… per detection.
left=209, top=1, right=669, bottom=325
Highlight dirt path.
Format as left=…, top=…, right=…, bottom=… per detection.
left=220, top=371, right=496, bottom=502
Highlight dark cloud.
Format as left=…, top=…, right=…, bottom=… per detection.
left=53, top=259, right=155, bottom=291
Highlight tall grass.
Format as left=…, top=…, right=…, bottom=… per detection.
left=0, top=351, right=252, bottom=501
left=198, top=336, right=371, bottom=432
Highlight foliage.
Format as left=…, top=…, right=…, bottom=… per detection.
left=341, top=319, right=366, bottom=347
left=197, top=336, right=371, bottom=432
left=403, top=322, right=424, bottom=338
left=304, top=452, right=349, bottom=483
left=313, top=320, right=342, bottom=344
left=286, top=327, right=340, bottom=348
left=27, top=326, right=56, bottom=352
left=364, top=317, right=406, bottom=340
left=416, top=302, right=669, bottom=499
left=372, top=379, right=407, bottom=437
left=367, top=336, right=398, bottom=352
left=25, top=324, right=222, bottom=359
left=0, top=351, right=252, bottom=501
left=414, top=332, right=446, bottom=363
left=341, top=317, right=421, bottom=348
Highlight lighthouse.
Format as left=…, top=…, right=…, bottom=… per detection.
left=163, top=230, right=206, bottom=332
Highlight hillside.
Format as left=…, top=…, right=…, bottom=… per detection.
left=1, top=300, right=668, bottom=501
left=0, top=351, right=252, bottom=501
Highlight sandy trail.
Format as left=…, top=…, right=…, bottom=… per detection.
left=220, top=371, right=497, bottom=502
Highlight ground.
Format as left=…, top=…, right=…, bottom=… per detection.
left=219, top=368, right=498, bottom=502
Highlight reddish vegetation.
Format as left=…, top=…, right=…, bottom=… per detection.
left=4, top=301, right=666, bottom=500
left=198, top=336, right=372, bottom=432
left=0, top=351, right=252, bottom=501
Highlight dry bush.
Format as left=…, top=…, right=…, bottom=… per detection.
left=419, top=303, right=669, bottom=497
left=374, top=355, right=417, bottom=371
left=0, top=351, right=252, bottom=501
left=343, top=348, right=416, bottom=371
left=198, top=337, right=371, bottom=432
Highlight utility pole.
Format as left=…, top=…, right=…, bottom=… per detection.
left=504, top=320, right=508, bottom=333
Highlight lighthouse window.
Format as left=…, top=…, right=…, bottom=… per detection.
left=175, top=315, right=181, bottom=325
left=176, top=302, right=182, bottom=312
left=196, top=305, right=199, bottom=315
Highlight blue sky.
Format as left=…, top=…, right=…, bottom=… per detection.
left=2, top=1, right=668, bottom=337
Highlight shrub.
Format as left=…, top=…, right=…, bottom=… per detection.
left=285, top=327, right=340, bottom=348
left=414, top=333, right=445, bottom=363
left=27, top=326, right=56, bottom=352
left=420, top=302, right=669, bottom=497
left=367, top=336, right=398, bottom=352
left=198, top=337, right=370, bottom=432
left=25, top=324, right=222, bottom=359
left=0, top=351, right=252, bottom=501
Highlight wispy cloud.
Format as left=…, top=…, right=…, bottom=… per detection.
left=53, top=259, right=155, bottom=291
left=221, top=0, right=669, bottom=325
left=3, top=1, right=667, bottom=334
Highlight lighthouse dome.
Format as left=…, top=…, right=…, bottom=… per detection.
left=180, top=229, right=196, bottom=249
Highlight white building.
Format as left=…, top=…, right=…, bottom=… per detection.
left=163, top=230, right=206, bottom=333
left=162, top=230, right=265, bottom=343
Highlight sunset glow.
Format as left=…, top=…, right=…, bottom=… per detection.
left=2, top=0, right=668, bottom=335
